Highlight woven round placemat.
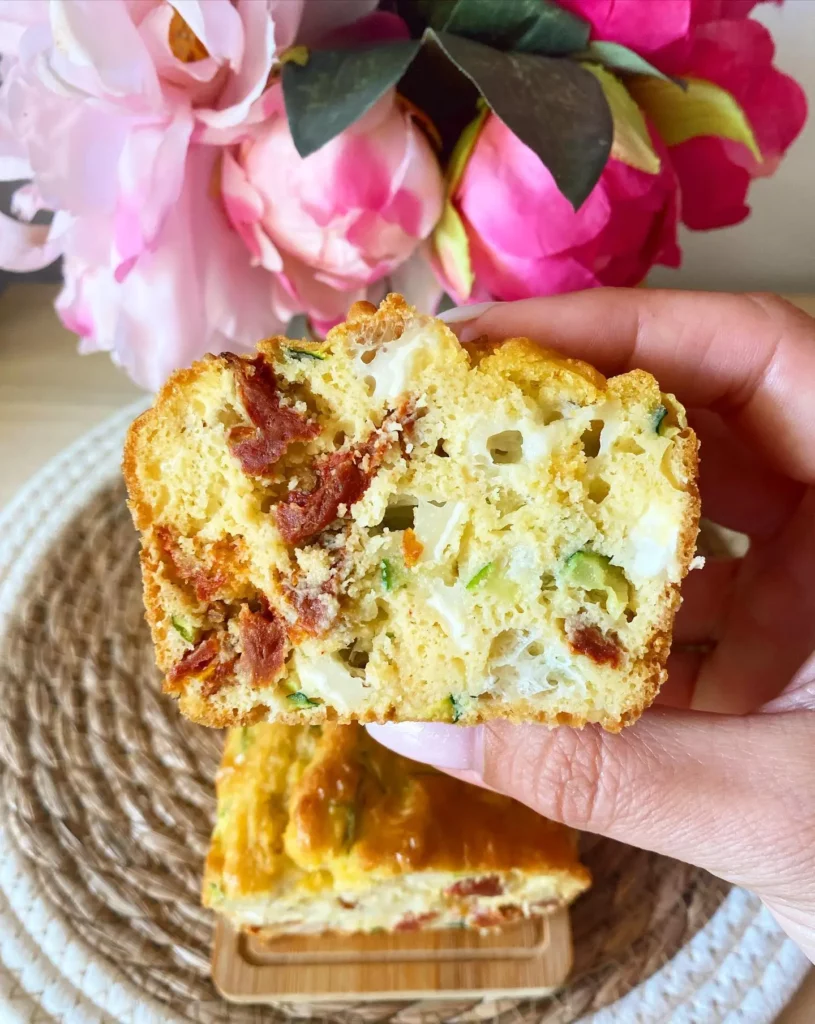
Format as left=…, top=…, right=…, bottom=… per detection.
left=0, top=403, right=808, bottom=1024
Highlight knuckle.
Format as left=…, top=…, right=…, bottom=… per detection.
left=534, top=728, right=624, bottom=832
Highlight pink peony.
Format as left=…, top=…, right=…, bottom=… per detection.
left=438, top=113, right=680, bottom=303
left=648, top=18, right=807, bottom=229
left=0, top=0, right=377, bottom=388
left=556, top=0, right=777, bottom=53
left=221, top=92, right=445, bottom=332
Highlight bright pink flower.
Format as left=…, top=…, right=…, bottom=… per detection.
left=655, top=18, right=806, bottom=229
left=221, top=92, right=445, bottom=332
left=439, top=113, right=679, bottom=303
left=556, top=0, right=776, bottom=52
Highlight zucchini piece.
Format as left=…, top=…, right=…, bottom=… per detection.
left=466, top=562, right=494, bottom=590
left=563, top=550, right=630, bottom=618
left=171, top=616, right=196, bottom=645
left=653, top=405, right=668, bottom=433
left=287, top=691, right=320, bottom=708
left=285, top=346, right=326, bottom=361
left=449, top=693, right=470, bottom=722
left=380, top=558, right=395, bottom=591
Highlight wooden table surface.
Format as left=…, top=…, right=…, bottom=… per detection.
left=1, top=282, right=813, bottom=1018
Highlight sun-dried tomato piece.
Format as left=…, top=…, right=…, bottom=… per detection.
left=275, top=403, right=419, bottom=545
left=156, top=526, right=229, bottom=602
left=394, top=911, right=438, bottom=932
left=167, top=635, right=220, bottom=685
left=237, top=605, right=289, bottom=687
left=446, top=875, right=504, bottom=899
left=225, top=354, right=320, bottom=475
left=566, top=620, right=622, bottom=668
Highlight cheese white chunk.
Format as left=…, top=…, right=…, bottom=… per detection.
left=296, top=655, right=368, bottom=712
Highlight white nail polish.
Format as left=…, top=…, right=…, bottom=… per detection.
left=437, top=302, right=497, bottom=324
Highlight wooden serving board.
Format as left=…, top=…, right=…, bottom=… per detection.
left=211, top=909, right=573, bottom=1003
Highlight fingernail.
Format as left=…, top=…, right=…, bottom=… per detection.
left=437, top=301, right=497, bottom=325
left=367, top=723, right=483, bottom=772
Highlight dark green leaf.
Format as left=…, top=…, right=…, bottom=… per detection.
left=584, top=41, right=680, bottom=86
left=283, top=41, right=422, bottom=158
left=428, top=30, right=612, bottom=209
left=431, top=0, right=589, bottom=56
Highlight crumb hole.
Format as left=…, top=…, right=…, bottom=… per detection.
left=624, top=608, right=635, bottom=622
left=363, top=375, right=376, bottom=396
left=540, top=409, right=563, bottom=426
left=434, top=439, right=449, bottom=458
left=487, top=430, right=523, bottom=465
left=360, top=349, right=376, bottom=365
left=337, top=645, right=370, bottom=675
left=581, top=420, right=603, bottom=459
left=374, top=500, right=417, bottom=532
left=587, top=477, right=610, bottom=503
left=333, top=431, right=346, bottom=447
left=527, top=642, right=544, bottom=657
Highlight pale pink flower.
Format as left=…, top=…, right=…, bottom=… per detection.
left=0, top=0, right=376, bottom=387
left=221, top=91, right=445, bottom=333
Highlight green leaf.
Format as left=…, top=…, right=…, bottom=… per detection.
left=447, top=99, right=489, bottom=194
left=584, top=41, right=677, bottom=85
left=583, top=64, right=661, bottom=175
left=466, top=562, right=494, bottom=589
left=433, top=201, right=474, bottom=300
left=429, top=0, right=590, bottom=57
left=629, top=75, right=762, bottom=161
left=287, top=691, right=320, bottom=708
left=427, top=30, right=612, bottom=209
left=283, top=40, right=422, bottom=158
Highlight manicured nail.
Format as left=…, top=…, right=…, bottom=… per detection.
left=437, top=301, right=497, bottom=324
left=367, top=723, right=483, bottom=771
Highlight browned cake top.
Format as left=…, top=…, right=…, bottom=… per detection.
left=205, top=722, right=588, bottom=900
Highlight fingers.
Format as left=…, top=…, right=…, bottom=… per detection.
left=690, top=409, right=805, bottom=540
left=692, top=488, right=815, bottom=712
left=369, top=712, right=815, bottom=906
left=448, top=290, right=815, bottom=484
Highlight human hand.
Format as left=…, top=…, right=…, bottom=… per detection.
left=370, top=289, right=815, bottom=961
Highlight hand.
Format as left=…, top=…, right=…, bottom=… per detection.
left=369, top=289, right=815, bottom=962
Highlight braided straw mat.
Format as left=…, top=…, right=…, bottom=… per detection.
left=0, top=401, right=808, bottom=1024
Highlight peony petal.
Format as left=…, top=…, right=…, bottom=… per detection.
left=457, top=114, right=612, bottom=260
left=220, top=149, right=283, bottom=271
left=0, top=2, right=47, bottom=54
left=557, top=0, right=691, bottom=54
left=195, top=0, right=274, bottom=130
left=10, top=182, right=46, bottom=220
left=48, top=0, right=161, bottom=102
left=0, top=207, right=69, bottom=271
left=168, top=0, right=244, bottom=66
left=669, top=135, right=752, bottom=229
left=112, top=107, right=194, bottom=272
left=269, top=0, right=305, bottom=53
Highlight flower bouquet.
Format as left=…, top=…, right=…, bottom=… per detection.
left=0, top=0, right=805, bottom=388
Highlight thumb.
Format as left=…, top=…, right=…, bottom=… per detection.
left=368, top=711, right=815, bottom=905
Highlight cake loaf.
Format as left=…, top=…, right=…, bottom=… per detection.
left=203, top=721, right=590, bottom=935
left=124, top=294, right=700, bottom=731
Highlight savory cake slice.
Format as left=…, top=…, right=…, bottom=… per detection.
left=124, top=294, right=700, bottom=732
left=203, top=721, right=590, bottom=935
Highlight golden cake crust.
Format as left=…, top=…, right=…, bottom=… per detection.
left=124, top=295, right=700, bottom=732
left=203, top=722, right=590, bottom=933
